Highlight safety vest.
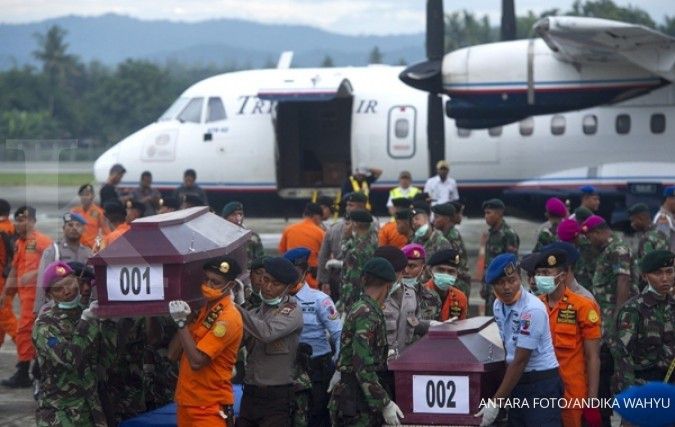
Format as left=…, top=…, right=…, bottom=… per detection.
left=349, top=176, right=371, bottom=210
left=389, top=186, right=421, bottom=201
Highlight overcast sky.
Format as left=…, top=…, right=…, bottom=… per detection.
left=2, top=0, right=672, bottom=35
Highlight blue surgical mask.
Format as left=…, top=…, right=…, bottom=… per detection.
left=58, top=294, right=82, bottom=310
left=433, top=273, right=456, bottom=290
left=534, top=275, right=558, bottom=295
left=401, top=277, right=418, bottom=288
left=414, top=224, right=429, bottom=238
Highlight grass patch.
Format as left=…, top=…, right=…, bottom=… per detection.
left=0, top=173, right=95, bottom=186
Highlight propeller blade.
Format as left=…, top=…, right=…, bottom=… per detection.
left=501, top=0, right=516, bottom=41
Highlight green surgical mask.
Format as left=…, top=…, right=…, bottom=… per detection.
left=401, top=277, right=418, bottom=288
left=260, top=290, right=286, bottom=306
left=388, top=282, right=402, bottom=297
left=414, top=224, right=429, bottom=238
left=433, top=273, right=456, bottom=290
left=58, top=294, right=82, bottom=310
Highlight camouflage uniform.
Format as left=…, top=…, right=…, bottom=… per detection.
left=412, top=229, right=451, bottom=263
left=32, top=306, right=106, bottom=427
left=247, top=231, right=264, bottom=269
left=143, top=317, right=178, bottom=410
left=574, top=235, right=597, bottom=290
left=293, top=343, right=313, bottom=427
left=533, top=221, right=558, bottom=252
left=337, top=233, right=377, bottom=313
left=442, top=227, right=471, bottom=297
left=633, top=227, right=669, bottom=291
left=611, top=288, right=675, bottom=393
left=411, top=280, right=442, bottom=342
left=482, top=221, right=520, bottom=315
left=329, top=294, right=391, bottom=427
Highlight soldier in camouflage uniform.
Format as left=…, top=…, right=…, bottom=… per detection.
left=533, top=197, right=568, bottom=252
left=334, top=210, right=378, bottom=313
left=431, top=202, right=471, bottom=297
left=628, top=203, right=669, bottom=291
left=143, top=316, right=178, bottom=410
left=611, top=250, right=675, bottom=393
left=410, top=202, right=450, bottom=263
left=32, top=261, right=106, bottom=427
left=480, top=199, right=520, bottom=315
left=293, top=342, right=314, bottom=427
left=328, top=258, right=403, bottom=427
left=222, top=201, right=264, bottom=268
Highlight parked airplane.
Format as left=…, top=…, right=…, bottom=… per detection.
left=94, top=12, right=675, bottom=220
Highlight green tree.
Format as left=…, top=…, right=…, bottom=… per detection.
left=444, top=11, right=496, bottom=51
left=659, top=16, right=675, bottom=37
left=368, top=47, right=383, bottom=64
left=321, top=55, right=335, bottom=67
left=567, top=0, right=655, bottom=27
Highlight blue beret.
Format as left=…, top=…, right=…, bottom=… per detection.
left=580, top=185, right=597, bottom=195
left=264, top=256, right=299, bottom=285
left=663, top=186, right=675, bottom=198
left=222, top=201, right=244, bottom=217
left=615, top=382, right=675, bottom=427
left=63, top=211, right=87, bottom=225
left=485, top=253, right=518, bottom=285
left=283, top=247, right=311, bottom=266
left=541, top=242, right=580, bottom=265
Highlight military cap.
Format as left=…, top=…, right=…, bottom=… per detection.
left=579, top=185, right=597, bottom=195
left=639, top=250, right=675, bottom=274
left=283, top=247, right=311, bottom=266
left=542, top=241, right=580, bottom=265
left=222, top=201, right=244, bottom=217
left=304, top=202, right=323, bottom=217
left=41, top=261, right=74, bottom=291
left=398, top=170, right=412, bottom=179
left=574, top=206, right=593, bottom=223
left=63, top=211, right=87, bottom=225
left=482, top=198, right=505, bottom=210
left=67, top=261, right=95, bottom=281
left=109, top=163, right=126, bottom=175
left=126, top=200, right=146, bottom=215
left=450, top=199, right=465, bottom=212
left=183, top=194, right=204, bottom=207
left=159, top=197, right=180, bottom=210
left=627, top=203, right=650, bottom=216
left=317, top=196, right=334, bottom=210
left=391, top=197, right=412, bottom=208
left=104, top=202, right=126, bottom=217
left=347, top=209, right=373, bottom=223
left=264, top=256, right=299, bottom=285
left=362, top=257, right=396, bottom=282
left=519, top=253, right=539, bottom=275
left=250, top=256, right=270, bottom=271
left=530, top=248, right=568, bottom=269
left=485, top=253, right=519, bottom=285
left=557, top=219, right=580, bottom=242
left=344, top=192, right=368, bottom=204
left=411, top=201, right=430, bottom=216
left=394, top=208, right=413, bottom=221
left=431, top=202, right=456, bottom=217
left=427, top=249, right=461, bottom=267
left=412, top=192, right=430, bottom=203
left=402, top=243, right=425, bottom=261
left=203, top=256, right=242, bottom=281
left=663, top=186, right=675, bottom=198
left=14, top=205, right=36, bottom=220
left=374, top=245, right=407, bottom=272
left=581, top=215, right=607, bottom=233
left=545, top=197, right=567, bottom=217
left=78, top=184, right=94, bottom=195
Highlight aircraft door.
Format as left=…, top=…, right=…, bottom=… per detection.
left=387, top=105, right=417, bottom=159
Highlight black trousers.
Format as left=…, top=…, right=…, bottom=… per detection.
left=236, top=384, right=293, bottom=427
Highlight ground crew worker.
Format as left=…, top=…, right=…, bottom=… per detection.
left=71, top=184, right=109, bottom=250
left=386, top=171, right=420, bottom=214
left=328, top=257, right=404, bottom=426
left=0, top=206, right=53, bottom=388
left=401, top=244, right=441, bottom=327
left=32, top=261, right=105, bottom=426
left=168, top=256, right=244, bottom=427
left=474, top=254, right=562, bottom=427
left=131, top=171, right=161, bottom=216
left=99, top=163, right=127, bottom=207
left=340, top=164, right=382, bottom=211
left=284, top=247, right=342, bottom=427
left=611, top=250, right=675, bottom=392
left=653, top=186, right=675, bottom=251
left=279, top=203, right=326, bottom=289
left=379, top=197, right=412, bottom=249
left=534, top=197, right=568, bottom=252
left=531, top=248, right=602, bottom=427
left=411, top=202, right=450, bottom=262
left=236, top=257, right=303, bottom=427
left=423, top=160, right=459, bottom=206
left=480, top=198, right=520, bottom=316
left=431, top=202, right=470, bottom=297
left=172, top=168, right=208, bottom=206
left=100, top=202, right=130, bottom=250
left=0, top=199, right=17, bottom=349
left=34, top=212, right=92, bottom=314
left=222, top=201, right=264, bottom=268
left=424, top=249, right=468, bottom=321
left=628, top=202, right=669, bottom=290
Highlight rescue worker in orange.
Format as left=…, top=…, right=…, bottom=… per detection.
left=379, top=198, right=412, bottom=249
left=168, top=256, right=244, bottom=427
left=101, top=201, right=144, bottom=249
left=71, top=184, right=109, bottom=250
left=524, top=247, right=602, bottom=427
left=0, top=206, right=52, bottom=388
left=0, top=199, right=17, bottom=349
left=424, top=249, right=468, bottom=321
left=278, top=203, right=326, bottom=289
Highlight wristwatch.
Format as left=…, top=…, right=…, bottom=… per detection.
left=176, top=319, right=186, bottom=329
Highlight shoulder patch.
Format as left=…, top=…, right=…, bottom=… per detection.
left=47, top=336, right=59, bottom=348
left=212, top=321, right=227, bottom=338
left=588, top=309, right=599, bottom=323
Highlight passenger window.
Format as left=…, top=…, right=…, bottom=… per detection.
left=178, top=97, right=204, bottom=123
left=582, top=114, right=597, bottom=135
left=457, top=127, right=471, bottom=138
left=488, top=126, right=502, bottom=137
left=519, top=117, right=534, bottom=136
left=394, top=118, right=409, bottom=138
left=551, top=115, right=566, bottom=136
left=206, top=97, right=227, bottom=122
left=651, top=113, right=666, bottom=134
left=616, top=114, right=631, bottom=134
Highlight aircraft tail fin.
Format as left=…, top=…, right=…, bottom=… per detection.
left=277, top=51, right=294, bottom=69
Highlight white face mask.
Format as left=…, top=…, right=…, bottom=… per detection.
left=401, top=277, right=418, bottom=288
left=414, top=224, right=429, bottom=238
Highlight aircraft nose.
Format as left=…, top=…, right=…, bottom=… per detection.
left=93, top=146, right=120, bottom=183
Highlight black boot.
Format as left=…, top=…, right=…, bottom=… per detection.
left=1, top=361, right=31, bottom=388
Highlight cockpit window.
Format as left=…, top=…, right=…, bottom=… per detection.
left=206, top=97, right=227, bottom=122
left=158, top=97, right=190, bottom=121
left=178, top=97, right=204, bottom=123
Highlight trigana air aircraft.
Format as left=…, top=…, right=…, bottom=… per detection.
left=94, top=7, right=675, bottom=219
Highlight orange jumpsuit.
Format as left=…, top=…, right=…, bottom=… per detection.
left=278, top=218, right=325, bottom=288
left=175, top=295, right=243, bottom=426
left=540, top=288, right=601, bottom=427
left=425, top=280, right=468, bottom=321
left=13, top=230, right=52, bottom=361
left=101, top=222, right=130, bottom=250
left=0, top=219, right=17, bottom=346
left=71, top=204, right=110, bottom=250
left=378, top=220, right=408, bottom=249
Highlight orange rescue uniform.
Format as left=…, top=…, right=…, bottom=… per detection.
left=72, top=204, right=109, bottom=250
left=278, top=218, right=325, bottom=288
left=101, top=222, right=130, bottom=250
left=378, top=221, right=408, bottom=249
left=175, top=295, right=243, bottom=426
left=13, top=230, right=52, bottom=361
left=0, top=219, right=17, bottom=346
left=425, top=280, right=468, bottom=321
left=540, top=288, right=601, bottom=427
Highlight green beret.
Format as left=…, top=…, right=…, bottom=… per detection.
left=222, top=201, right=244, bottom=217
left=411, top=201, right=430, bottom=216
left=574, top=207, right=593, bottom=222
left=362, top=257, right=396, bottom=282
left=431, top=202, right=456, bottom=217
left=627, top=203, right=650, bottom=216
left=639, top=250, right=675, bottom=274
left=344, top=192, right=368, bottom=204
left=347, top=209, right=373, bottom=223
left=482, top=198, right=505, bottom=210
left=394, top=208, right=413, bottom=221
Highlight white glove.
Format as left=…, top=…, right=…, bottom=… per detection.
left=168, top=300, right=191, bottom=328
left=325, top=259, right=343, bottom=270
left=474, top=399, right=499, bottom=427
left=382, top=401, right=404, bottom=425
left=80, top=301, right=99, bottom=321
left=327, top=370, right=341, bottom=393
left=429, top=316, right=459, bottom=327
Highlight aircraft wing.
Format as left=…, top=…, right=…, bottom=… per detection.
left=534, top=16, right=675, bottom=82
